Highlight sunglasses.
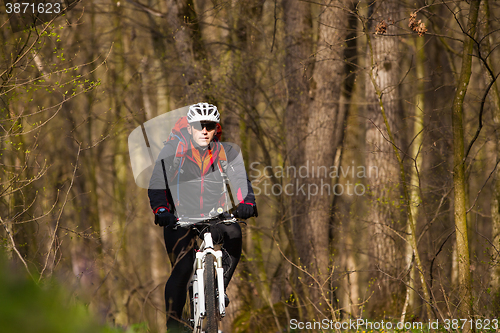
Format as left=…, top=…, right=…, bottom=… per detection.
left=190, top=121, right=217, bottom=131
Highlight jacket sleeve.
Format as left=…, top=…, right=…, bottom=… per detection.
left=223, top=142, right=256, bottom=207
left=148, top=142, right=176, bottom=213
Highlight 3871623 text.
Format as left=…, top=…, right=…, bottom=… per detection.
left=3, top=2, right=61, bottom=14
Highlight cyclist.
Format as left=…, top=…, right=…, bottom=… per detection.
left=148, top=103, right=257, bottom=332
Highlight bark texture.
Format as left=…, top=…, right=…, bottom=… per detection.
left=302, top=0, right=348, bottom=314
left=364, top=0, right=405, bottom=315
left=282, top=0, right=314, bottom=317
left=451, top=0, right=480, bottom=322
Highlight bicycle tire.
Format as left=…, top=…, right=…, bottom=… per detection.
left=204, top=254, right=219, bottom=333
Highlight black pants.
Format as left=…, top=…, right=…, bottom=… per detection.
left=163, top=223, right=242, bottom=326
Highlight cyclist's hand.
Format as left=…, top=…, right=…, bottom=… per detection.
left=154, top=208, right=177, bottom=227
left=235, top=203, right=254, bottom=219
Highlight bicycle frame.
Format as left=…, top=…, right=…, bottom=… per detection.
left=177, top=215, right=236, bottom=333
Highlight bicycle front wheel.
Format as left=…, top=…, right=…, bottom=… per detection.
left=204, top=254, right=219, bottom=333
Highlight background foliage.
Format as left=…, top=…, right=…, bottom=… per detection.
left=1, top=0, right=500, bottom=332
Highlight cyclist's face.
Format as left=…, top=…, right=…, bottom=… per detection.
left=187, top=121, right=216, bottom=147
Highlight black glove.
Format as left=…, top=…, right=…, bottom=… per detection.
left=235, top=203, right=254, bottom=219
left=154, top=208, right=178, bottom=227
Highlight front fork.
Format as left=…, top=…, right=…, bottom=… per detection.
left=192, top=247, right=226, bottom=331
left=191, top=255, right=205, bottom=332
left=216, top=255, right=225, bottom=316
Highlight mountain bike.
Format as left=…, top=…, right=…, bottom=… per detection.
left=176, top=212, right=240, bottom=333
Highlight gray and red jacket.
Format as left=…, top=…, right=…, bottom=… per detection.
left=148, top=130, right=256, bottom=218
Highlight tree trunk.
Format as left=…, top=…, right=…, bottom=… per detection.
left=478, top=0, right=500, bottom=316
left=451, top=0, right=480, bottom=322
left=282, top=0, right=314, bottom=319
left=401, top=34, right=426, bottom=322
left=302, top=0, right=348, bottom=316
left=364, top=0, right=404, bottom=316
left=95, top=7, right=131, bottom=324
left=165, top=0, right=207, bottom=102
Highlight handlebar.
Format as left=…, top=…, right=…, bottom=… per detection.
left=175, top=212, right=239, bottom=228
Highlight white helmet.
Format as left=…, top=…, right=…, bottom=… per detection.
left=187, top=103, right=220, bottom=123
